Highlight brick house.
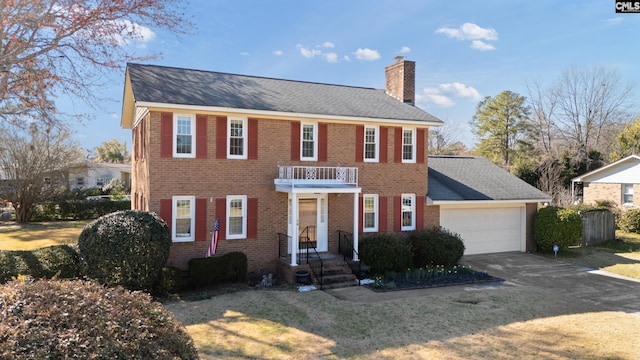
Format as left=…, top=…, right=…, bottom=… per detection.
left=121, top=58, right=444, bottom=278
left=572, top=154, right=640, bottom=210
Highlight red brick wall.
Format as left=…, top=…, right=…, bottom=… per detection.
left=137, top=111, right=430, bottom=273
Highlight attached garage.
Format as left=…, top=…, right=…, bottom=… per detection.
left=440, top=205, right=525, bottom=255
left=428, top=156, right=550, bottom=255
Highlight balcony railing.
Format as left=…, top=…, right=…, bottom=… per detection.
left=274, top=165, right=358, bottom=186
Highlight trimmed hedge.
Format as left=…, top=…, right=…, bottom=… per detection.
left=0, top=245, right=84, bottom=284
left=188, top=252, right=248, bottom=288
left=0, top=277, right=198, bottom=359
left=619, top=208, right=640, bottom=233
left=31, top=199, right=131, bottom=221
left=534, top=206, right=583, bottom=252
left=78, top=210, right=171, bottom=292
left=409, top=227, right=465, bottom=268
left=359, top=233, right=412, bottom=275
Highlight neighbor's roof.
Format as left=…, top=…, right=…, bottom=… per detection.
left=428, top=156, right=550, bottom=203
left=571, top=154, right=640, bottom=182
left=122, top=63, right=444, bottom=128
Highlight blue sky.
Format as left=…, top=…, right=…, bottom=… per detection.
left=66, top=0, right=640, bottom=152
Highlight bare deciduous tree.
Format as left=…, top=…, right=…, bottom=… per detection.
left=0, top=124, right=84, bottom=222
left=428, top=124, right=467, bottom=156
left=0, top=0, right=192, bottom=128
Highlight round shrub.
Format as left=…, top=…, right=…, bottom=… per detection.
left=359, top=233, right=412, bottom=275
left=0, top=277, right=198, bottom=359
left=534, top=206, right=582, bottom=252
left=409, top=226, right=465, bottom=268
left=619, top=208, right=640, bottom=233
left=78, top=210, right=171, bottom=292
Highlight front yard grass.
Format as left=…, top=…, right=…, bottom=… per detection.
left=0, top=221, right=89, bottom=250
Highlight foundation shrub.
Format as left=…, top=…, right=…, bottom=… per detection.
left=78, top=210, right=170, bottom=292
left=534, top=206, right=582, bottom=252
left=359, top=233, right=412, bottom=275
left=188, top=252, right=248, bottom=288
left=409, top=226, right=465, bottom=268
left=0, top=245, right=83, bottom=284
left=154, top=267, right=186, bottom=295
left=0, top=277, right=198, bottom=359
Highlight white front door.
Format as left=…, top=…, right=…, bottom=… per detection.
left=288, top=193, right=328, bottom=252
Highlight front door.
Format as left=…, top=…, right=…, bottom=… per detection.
left=288, top=193, right=328, bottom=252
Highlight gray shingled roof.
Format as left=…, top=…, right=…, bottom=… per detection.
left=428, top=156, right=550, bottom=202
left=127, top=63, right=443, bottom=124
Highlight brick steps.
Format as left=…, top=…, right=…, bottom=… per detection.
left=310, top=259, right=359, bottom=290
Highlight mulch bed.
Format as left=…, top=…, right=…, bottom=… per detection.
left=366, top=268, right=503, bottom=292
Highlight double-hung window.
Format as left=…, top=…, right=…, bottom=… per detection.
left=227, top=195, right=247, bottom=239
left=364, top=126, right=379, bottom=162
left=228, top=117, right=247, bottom=159
left=174, top=114, right=195, bottom=158
left=623, top=184, right=634, bottom=205
left=401, top=193, right=416, bottom=231
left=301, top=123, right=317, bottom=161
left=402, top=127, right=416, bottom=163
left=363, top=194, right=378, bottom=232
left=173, top=196, right=195, bottom=242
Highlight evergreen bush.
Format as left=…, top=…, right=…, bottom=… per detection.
left=78, top=210, right=171, bottom=292
left=409, top=226, right=465, bottom=268
left=619, top=208, right=640, bottom=233
left=358, top=233, right=412, bottom=275
left=188, top=252, right=248, bottom=288
left=0, top=277, right=198, bottom=359
left=0, top=245, right=83, bottom=284
left=534, top=206, right=582, bottom=252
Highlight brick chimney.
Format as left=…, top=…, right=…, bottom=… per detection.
left=385, top=56, right=415, bottom=105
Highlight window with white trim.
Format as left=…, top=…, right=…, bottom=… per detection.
left=364, top=126, right=379, bottom=162
left=228, top=117, right=247, bottom=159
left=174, top=114, right=195, bottom=158
left=402, top=127, right=416, bottom=163
left=363, top=194, right=378, bottom=232
left=227, top=195, right=247, bottom=239
left=401, top=193, right=415, bottom=231
left=173, top=196, right=195, bottom=242
left=301, top=122, right=317, bottom=161
left=623, top=184, right=634, bottom=205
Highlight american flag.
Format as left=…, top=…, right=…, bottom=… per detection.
left=207, top=217, right=220, bottom=257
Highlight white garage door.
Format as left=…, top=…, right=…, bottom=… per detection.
left=440, top=206, right=524, bottom=255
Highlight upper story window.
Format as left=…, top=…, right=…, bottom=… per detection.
left=623, top=184, right=634, bottom=205
left=402, top=127, right=416, bottom=163
left=401, top=193, right=416, bottom=231
left=174, top=114, right=195, bottom=158
left=363, top=194, right=378, bottom=232
left=228, top=117, right=247, bottom=159
left=173, top=196, right=195, bottom=242
left=364, top=126, right=379, bottom=162
left=301, top=122, right=317, bottom=161
left=227, top=195, right=247, bottom=239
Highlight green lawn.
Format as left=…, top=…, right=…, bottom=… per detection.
left=0, top=221, right=89, bottom=250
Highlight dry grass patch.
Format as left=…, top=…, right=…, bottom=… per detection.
left=0, top=221, right=88, bottom=250
left=164, top=284, right=640, bottom=359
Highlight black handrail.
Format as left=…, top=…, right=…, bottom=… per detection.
left=277, top=233, right=291, bottom=260
left=337, top=230, right=366, bottom=282
left=307, top=247, right=324, bottom=290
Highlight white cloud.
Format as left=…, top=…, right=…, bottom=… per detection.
left=604, top=17, right=624, bottom=25
left=297, top=44, right=322, bottom=58
left=470, top=40, right=496, bottom=51
left=240, top=52, right=249, bottom=56
left=273, top=50, right=283, bottom=56
left=419, top=82, right=481, bottom=107
left=353, top=48, right=381, bottom=61
left=343, top=55, right=351, bottom=62
left=420, top=88, right=455, bottom=107
left=324, top=52, right=339, bottom=63
left=399, top=46, right=411, bottom=53
left=435, top=22, right=498, bottom=41
left=438, top=82, right=482, bottom=100
left=322, top=41, right=335, bottom=48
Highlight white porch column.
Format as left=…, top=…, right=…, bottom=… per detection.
left=291, top=192, right=298, bottom=266
left=352, top=192, right=359, bottom=261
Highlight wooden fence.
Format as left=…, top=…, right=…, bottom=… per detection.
left=581, top=211, right=615, bottom=246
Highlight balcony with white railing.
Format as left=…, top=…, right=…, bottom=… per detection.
left=274, top=165, right=359, bottom=191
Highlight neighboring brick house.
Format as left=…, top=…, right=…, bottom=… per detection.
left=121, top=58, right=444, bottom=276
left=572, top=155, right=640, bottom=210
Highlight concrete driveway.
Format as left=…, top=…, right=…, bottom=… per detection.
left=461, top=252, right=640, bottom=315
